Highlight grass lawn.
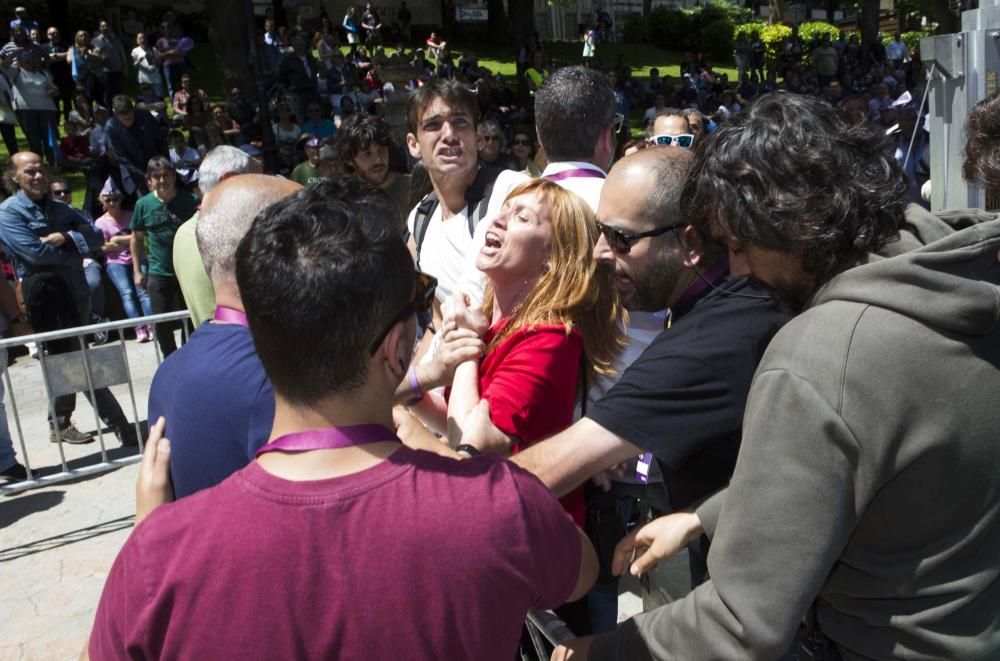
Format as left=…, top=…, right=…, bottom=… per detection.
left=0, top=40, right=733, bottom=206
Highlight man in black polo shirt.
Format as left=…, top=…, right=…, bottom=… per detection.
left=464, top=147, right=788, bottom=582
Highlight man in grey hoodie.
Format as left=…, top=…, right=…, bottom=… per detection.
left=560, top=93, right=1000, bottom=659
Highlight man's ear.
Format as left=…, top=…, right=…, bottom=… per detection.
left=380, top=316, right=413, bottom=381
left=405, top=132, right=421, bottom=160
left=679, top=225, right=704, bottom=269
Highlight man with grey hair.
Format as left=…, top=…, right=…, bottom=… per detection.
left=148, top=174, right=301, bottom=499
left=173, top=145, right=262, bottom=327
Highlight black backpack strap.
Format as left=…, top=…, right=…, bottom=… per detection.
left=464, top=165, right=500, bottom=235
left=412, top=191, right=439, bottom=269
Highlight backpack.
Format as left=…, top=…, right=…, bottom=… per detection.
left=412, top=165, right=499, bottom=269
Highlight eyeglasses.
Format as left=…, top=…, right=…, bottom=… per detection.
left=612, top=113, right=625, bottom=133
left=51, top=188, right=71, bottom=198
left=596, top=220, right=684, bottom=255
left=512, top=138, right=532, bottom=146
left=368, top=272, right=437, bottom=354
left=649, top=133, right=695, bottom=149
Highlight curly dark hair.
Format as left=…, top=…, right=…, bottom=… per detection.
left=681, top=92, right=907, bottom=283
left=337, top=113, right=393, bottom=172
left=963, top=92, right=1000, bottom=189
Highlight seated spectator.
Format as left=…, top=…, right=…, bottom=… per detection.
left=150, top=174, right=297, bottom=499
left=647, top=109, right=694, bottom=149
left=226, top=86, right=258, bottom=140
left=184, top=95, right=212, bottom=152
left=167, top=129, right=201, bottom=187
left=58, top=119, right=93, bottom=170
left=171, top=73, right=207, bottom=119
left=317, top=144, right=341, bottom=178
left=94, top=178, right=152, bottom=342
left=509, top=129, right=541, bottom=176
left=272, top=102, right=302, bottom=174
left=476, top=119, right=518, bottom=172
left=129, top=156, right=198, bottom=357
left=290, top=135, right=324, bottom=186
left=425, top=31, right=446, bottom=60
left=300, top=102, right=336, bottom=139
left=136, top=84, right=168, bottom=122
left=643, top=93, right=667, bottom=127
left=89, top=177, right=597, bottom=658
left=210, top=104, right=243, bottom=146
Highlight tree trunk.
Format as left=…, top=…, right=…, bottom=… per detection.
left=487, top=0, right=509, bottom=43
left=509, top=0, right=535, bottom=47
left=206, top=0, right=257, bottom=94
left=768, top=0, right=785, bottom=25
left=860, top=0, right=880, bottom=66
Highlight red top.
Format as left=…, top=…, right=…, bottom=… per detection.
left=479, top=321, right=586, bottom=524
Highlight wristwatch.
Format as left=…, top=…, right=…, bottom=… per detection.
left=455, top=444, right=481, bottom=457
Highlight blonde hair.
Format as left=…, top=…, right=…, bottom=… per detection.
left=484, top=179, right=625, bottom=376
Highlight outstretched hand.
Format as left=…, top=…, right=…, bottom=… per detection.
left=135, top=417, right=174, bottom=526
left=611, top=511, right=704, bottom=577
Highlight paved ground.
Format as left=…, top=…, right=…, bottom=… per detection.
left=0, top=332, right=691, bottom=660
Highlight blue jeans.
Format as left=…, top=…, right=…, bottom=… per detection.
left=106, top=263, right=152, bottom=320
left=0, top=349, right=17, bottom=471
left=84, top=260, right=105, bottom=320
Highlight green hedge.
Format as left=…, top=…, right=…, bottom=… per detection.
left=702, top=20, right=735, bottom=62
left=734, top=22, right=791, bottom=68
left=798, top=21, right=840, bottom=46
left=881, top=30, right=932, bottom=50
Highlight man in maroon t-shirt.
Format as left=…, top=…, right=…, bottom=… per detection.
left=87, top=177, right=597, bottom=659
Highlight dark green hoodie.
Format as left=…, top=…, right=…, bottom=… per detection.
left=592, top=221, right=1000, bottom=660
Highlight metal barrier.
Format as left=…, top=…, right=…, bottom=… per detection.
left=0, top=311, right=191, bottom=496
left=525, top=610, right=576, bottom=657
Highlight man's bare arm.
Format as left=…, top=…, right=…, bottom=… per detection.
left=510, top=417, right=644, bottom=497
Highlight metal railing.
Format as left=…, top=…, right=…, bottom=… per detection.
left=525, top=609, right=576, bottom=657
left=0, top=311, right=191, bottom=496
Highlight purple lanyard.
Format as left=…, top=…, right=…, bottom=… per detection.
left=670, top=259, right=730, bottom=319
left=256, top=425, right=399, bottom=457
left=544, top=168, right=606, bottom=182
left=214, top=306, right=248, bottom=326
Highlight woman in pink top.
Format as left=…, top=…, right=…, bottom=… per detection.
left=94, top=186, right=153, bottom=341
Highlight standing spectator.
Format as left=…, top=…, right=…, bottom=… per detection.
left=67, top=30, right=100, bottom=102
left=886, top=32, right=907, bottom=70
left=2, top=50, right=59, bottom=166
left=398, top=1, right=412, bottom=42
left=509, top=129, right=541, bottom=176
left=0, top=69, right=18, bottom=155
left=810, top=33, right=839, bottom=88
left=0, top=152, right=137, bottom=446
left=279, top=37, right=320, bottom=124
left=121, top=11, right=144, bottom=49
left=49, top=177, right=106, bottom=330
left=129, top=157, right=198, bottom=357
left=582, top=25, right=596, bottom=61
left=338, top=113, right=411, bottom=229
left=261, top=18, right=282, bottom=83
left=94, top=179, right=153, bottom=342
left=361, top=2, right=383, bottom=47
left=174, top=146, right=261, bottom=329
left=105, top=95, right=167, bottom=199
left=91, top=19, right=128, bottom=107
left=156, top=21, right=185, bottom=99
left=131, top=32, right=163, bottom=99
left=290, top=136, right=324, bottom=186
left=343, top=6, right=361, bottom=55
left=44, top=27, right=73, bottom=122
left=750, top=30, right=766, bottom=80
left=0, top=273, right=32, bottom=480
left=524, top=49, right=549, bottom=94
left=226, top=87, right=258, bottom=140
left=9, top=7, right=38, bottom=41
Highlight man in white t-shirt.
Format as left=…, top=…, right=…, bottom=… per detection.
left=404, top=78, right=496, bottom=312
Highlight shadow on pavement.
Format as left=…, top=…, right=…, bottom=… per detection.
left=0, top=489, right=66, bottom=528
left=0, top=513, right=133, bottom=562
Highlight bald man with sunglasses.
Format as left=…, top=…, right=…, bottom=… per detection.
left=462, top=147, right=788, bottom=586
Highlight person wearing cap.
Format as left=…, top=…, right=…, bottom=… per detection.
left=317, top=144, right=341, bottom=178
left=290, top=135, right=324, bottom=186
left=94, top=177, right=153, bottom=342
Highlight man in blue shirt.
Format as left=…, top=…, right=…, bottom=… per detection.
left=0, top=152, right=136, bottom=445
left=147, top=174, right=299, bottom=498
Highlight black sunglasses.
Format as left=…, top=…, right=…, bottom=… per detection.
left=596, top=221, right=684, bottom=255
left=512, top=138, right=532, bottom=146
left=368, top=272, right=437, bottom=354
